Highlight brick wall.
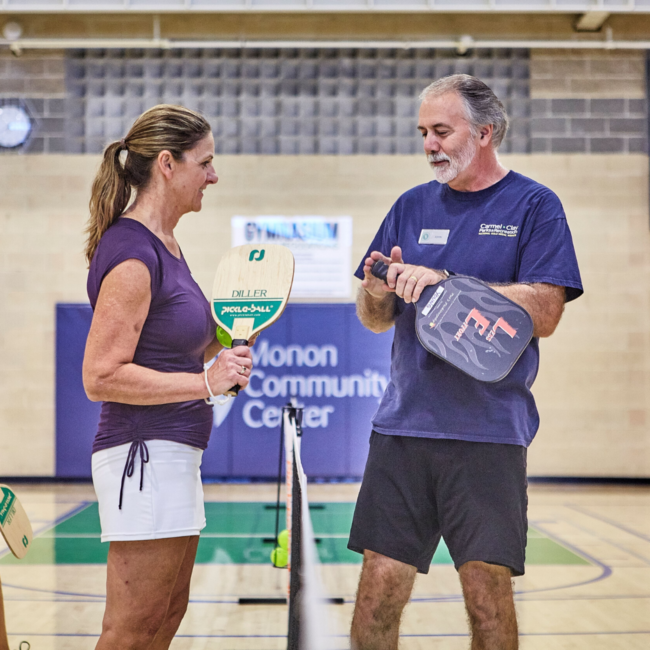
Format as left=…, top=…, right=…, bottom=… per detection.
left=530, top=50, right=645, bottom=98
left=0, top=50, right=66, bottom=153
left=530, top=50, right=647, bottom=154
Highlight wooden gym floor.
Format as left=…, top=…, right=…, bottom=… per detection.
left=1, top=482, right=649, bottom=649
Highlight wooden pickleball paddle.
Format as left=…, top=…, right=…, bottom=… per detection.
left=371, top=260, right=534, bottom=382
left=212, top=244, right=295, bottom=395
left=0, top=485, right=33, bottom=560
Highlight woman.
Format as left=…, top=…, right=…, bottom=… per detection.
left=82, top=105, right=252, bottom=649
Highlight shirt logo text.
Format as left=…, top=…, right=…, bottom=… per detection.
left=478, top=224, right=518, bottom=237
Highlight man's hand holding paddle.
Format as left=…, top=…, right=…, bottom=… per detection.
left=362, top=246, right=446, bottom=303
left=361, top=246, right=534, bottom=382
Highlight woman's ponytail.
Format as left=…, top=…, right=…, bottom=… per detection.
left=85, top=141, right=131, bottom=265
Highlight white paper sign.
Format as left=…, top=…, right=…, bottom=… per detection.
left=231, top=216, right=353, bottom=299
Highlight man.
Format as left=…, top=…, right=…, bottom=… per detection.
left=348, top=74, right=583, bottom=650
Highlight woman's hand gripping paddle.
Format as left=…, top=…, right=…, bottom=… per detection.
left=212, top=244, right=295, bottom=395
left=371, top=260, right=534, bottom=382
left=0, top=485, right=33, bottom=560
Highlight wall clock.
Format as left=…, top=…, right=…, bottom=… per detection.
left=0, top=104, right=32, bottom=148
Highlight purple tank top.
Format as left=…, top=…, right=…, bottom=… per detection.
left=87, top=218, right=215, bottom=454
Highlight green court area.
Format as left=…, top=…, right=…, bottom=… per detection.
left=0, top=502, right=589, bottom=567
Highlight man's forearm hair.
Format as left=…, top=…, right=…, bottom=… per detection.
left=490, top=282, right=565, bottom=338
left=356, top=287, right=396, bottom=333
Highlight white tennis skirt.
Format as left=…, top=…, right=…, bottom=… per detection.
left=92, top=439, right=206, bottom=543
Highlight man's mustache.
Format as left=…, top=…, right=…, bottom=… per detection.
left=427, top=153, right=451, bottom=164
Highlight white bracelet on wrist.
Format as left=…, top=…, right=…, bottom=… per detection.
left=204, top=367, right=231, bottom=406
left=204, top=367, right=216, bottom=400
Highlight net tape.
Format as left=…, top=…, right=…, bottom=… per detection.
left=284, top=405, right=333, bottom=650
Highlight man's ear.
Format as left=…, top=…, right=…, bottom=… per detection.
left=479, top=125, right=493, bottom=147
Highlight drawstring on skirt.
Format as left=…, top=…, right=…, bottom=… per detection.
left=119, top=439, right=150, bottom=510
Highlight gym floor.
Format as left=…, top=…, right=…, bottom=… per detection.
left=1, top=482, right=649, bottom=649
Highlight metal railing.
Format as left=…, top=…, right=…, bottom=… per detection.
left=2, top=34, right=650, bottom=51
left=0, top=0, right=648, bottom=15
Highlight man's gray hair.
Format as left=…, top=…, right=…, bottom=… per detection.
left=419, top=74, right=509, bottom=149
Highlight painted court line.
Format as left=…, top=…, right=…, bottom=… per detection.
left=2, top=582, right=106, bottom=600
left=566, top=503, right=650, bottom=544
left=515, top=521, right=613, bottom=595
left=561, top=516, right=650, bottom=567
left=10, top=631, right=650, bottom=639
left=9, top=586, right=648, bottom=607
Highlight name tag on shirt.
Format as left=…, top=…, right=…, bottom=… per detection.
left=419, top=229, right=450, bottom=245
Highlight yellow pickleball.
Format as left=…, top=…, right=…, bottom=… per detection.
left=216, top=325, right=232, bottom=348
left=271, top=546, right=288, bottom=568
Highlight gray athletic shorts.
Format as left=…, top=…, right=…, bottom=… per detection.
left=348, top=431, right=528, bottom=576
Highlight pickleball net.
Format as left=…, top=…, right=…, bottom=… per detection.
left=283, top=404, right=336, bottom=650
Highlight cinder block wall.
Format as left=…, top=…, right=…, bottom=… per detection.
left=530, top=50, right=647, bottom=154
left=0, top=50, right=67, bottom=153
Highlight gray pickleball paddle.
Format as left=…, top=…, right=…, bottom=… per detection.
left=371, top=260, right=534, bottom=382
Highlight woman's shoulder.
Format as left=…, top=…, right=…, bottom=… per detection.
left=92, top=218, right=162, bottom=276
left=89, top=218, right=166, bottom=303
left=98, top=218, right=159, bottom=259
left=102, top=217, right=154, bottom=245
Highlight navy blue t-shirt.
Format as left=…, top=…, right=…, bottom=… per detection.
left=354, top=171, right=583, bottom=447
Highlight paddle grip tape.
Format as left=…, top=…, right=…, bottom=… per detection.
left=371, top=260, right=453, bottom=284
left=370, top=260, right=390, bottom=282
left=226, top=338, right=249, bottom=396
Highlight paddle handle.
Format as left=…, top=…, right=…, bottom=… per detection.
left=226, top=338, right=250, bottom=396
left=371, top=260, right=452, bottom=284
left=370, top=260, right=390, bottom=282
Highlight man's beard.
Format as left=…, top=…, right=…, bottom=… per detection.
left=427, top=136, right=477, bottom=184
